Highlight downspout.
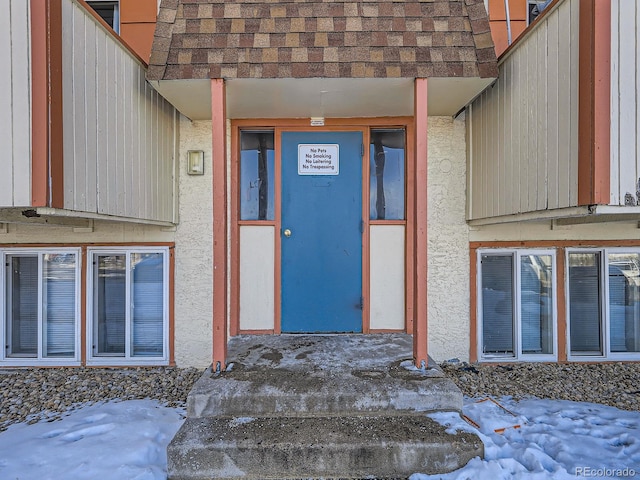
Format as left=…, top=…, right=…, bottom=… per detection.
left=504, top=0, right=512, bottom=45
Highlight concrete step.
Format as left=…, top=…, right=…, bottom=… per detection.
left=167, top=414, right=483, bottom=480
left=168, top=335, right=482, bottom=479
left=187, top=363, right=462, bottom=418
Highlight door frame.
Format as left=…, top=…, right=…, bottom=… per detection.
left=230, top=117, right=415, bottom=336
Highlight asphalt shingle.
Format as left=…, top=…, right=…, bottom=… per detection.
left=147, top=0, right=498, bottom=81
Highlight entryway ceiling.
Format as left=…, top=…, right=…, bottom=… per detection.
left=148, top=76, right=494, bottom=120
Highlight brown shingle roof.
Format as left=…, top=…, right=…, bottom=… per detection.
left=147, top=0, right=498, bottom=81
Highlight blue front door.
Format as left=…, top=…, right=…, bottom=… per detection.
left=281, top=131, right=363, bottom=333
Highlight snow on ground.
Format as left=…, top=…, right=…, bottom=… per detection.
left=0, top=397, right=639, bottom=479
left=419, top=398, right=640, bottom=480
left=0, top=400, right=184, bottom=480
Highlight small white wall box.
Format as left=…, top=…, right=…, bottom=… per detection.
left=187, top=150, right=205, bottom=175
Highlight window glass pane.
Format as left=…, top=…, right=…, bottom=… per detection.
left=240, top=131, right=275, bottom=220
left=608, top=253, right=640, bottom=353
left=370, top=129, right=405, bottom=220
left=131, top=253, right=164, bottom=357
left=43, top=254, right=76, bottom=358
left=520, top=254, right=553, bottom=354
left=569, top=252, right=603, bottom=355
left=528, top=0, right=551, bottom=25
left=86, top=2, right=119, bottom=32
left=6, top=256, right=38, bottom=357
left=95, top=255, right=126, bottom=356
left=481, top=255, right=514, bottom=355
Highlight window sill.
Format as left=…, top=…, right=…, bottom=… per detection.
left=0, top=359, right=82, bottom=367
left=480, top=355, right=558, bottom=363
left=568, top=354, right=640, bottom=362
left=86, top=358, right=169, bottom=367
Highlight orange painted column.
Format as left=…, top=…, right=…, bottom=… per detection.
left=212, top=79, right=228, bottom=372
left=413, top=78, right=428, bottom=368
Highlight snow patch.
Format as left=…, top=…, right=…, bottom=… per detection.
left=0, top=397, right=638, bottom=479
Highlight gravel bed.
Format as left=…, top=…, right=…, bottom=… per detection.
left=0, top=367, right=203, bottom=431
left=2, top=362, right=639, bottom=432
left=441, top=361, right=640, bottom=411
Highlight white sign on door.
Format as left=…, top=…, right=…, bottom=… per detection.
left=298, top=144, right=339, bottom=175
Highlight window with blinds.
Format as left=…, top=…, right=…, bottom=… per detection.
left=568, top=252, right=602, bottom=355
left=3, top=250, right=80, bottom=364
left=7, top=256, right=38, bottom=357
left=88, top=248, right=168, bottom=365
left=478, top=249, right=556, bottom=361
left=568, top=249, right=640, bottom=359
left=43, top=254, right=77, bottom=358
left=481, top=254, right=514, bottom=355
left=131, top=253, right=164, bottom=357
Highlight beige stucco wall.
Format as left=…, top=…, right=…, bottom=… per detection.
left=427, top=115, right=471, bottom=363
left=173, top=117, right=214, bottom=368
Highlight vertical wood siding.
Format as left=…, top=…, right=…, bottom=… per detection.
left=0, top=1, right=32, bottom=207
left=610, top=1, right=640, bottom=206
left=62, top=0, right=177, bottom=222
left=467, top=0, right=580, bottom=220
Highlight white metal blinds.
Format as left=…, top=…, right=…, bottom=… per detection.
left=568, top=253, right=603, bottom=355
left=481, top=254, right=514, bottom=354
left=43, top=254, right=77, bottom=357
left=7, top=256, right=38, bottom=356
left=5, top=252, right=78, bottom=360
left=91, top=249, right=166, bottom=362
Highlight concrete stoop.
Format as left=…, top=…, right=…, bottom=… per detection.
left=168, top=415, right=482, bottom=480
left=167, top=335, right=483, bottom=479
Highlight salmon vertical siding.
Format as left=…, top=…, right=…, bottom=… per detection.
left=466, top=0, right=580, bottom=220
left=61, top=0, right=178, bottom=223
left=0, top=1, right=33, bottom=207
left=610, top=0, right=640, bottom=206
left=577, top=0, right=610, bottom=206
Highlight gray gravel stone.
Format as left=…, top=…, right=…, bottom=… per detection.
left=0, top=367, right=203, bottom=431
left=441, top=362, right=640, bottom=411
left=2, top=362, right=638, bottom=432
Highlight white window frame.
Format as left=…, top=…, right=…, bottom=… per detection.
left=477, top=248, right=558, bottom=362
left=0, top=248, right=82, bottom=366
left=86, top=247, right=169, bottom=366
left=567, top=248, right=640, bottom=362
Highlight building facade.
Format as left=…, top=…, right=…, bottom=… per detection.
left=1, top=0, right=638, bottom=369
left=468, top=0, right=640, bottom=363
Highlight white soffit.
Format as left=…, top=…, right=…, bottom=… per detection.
left=149, top=77, right=495, bottom=120
left=427, top=77, right=495, bottom=116
left=148, top=79, right=213, bottom=120
left=226, top=78, right=414, bottom=119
